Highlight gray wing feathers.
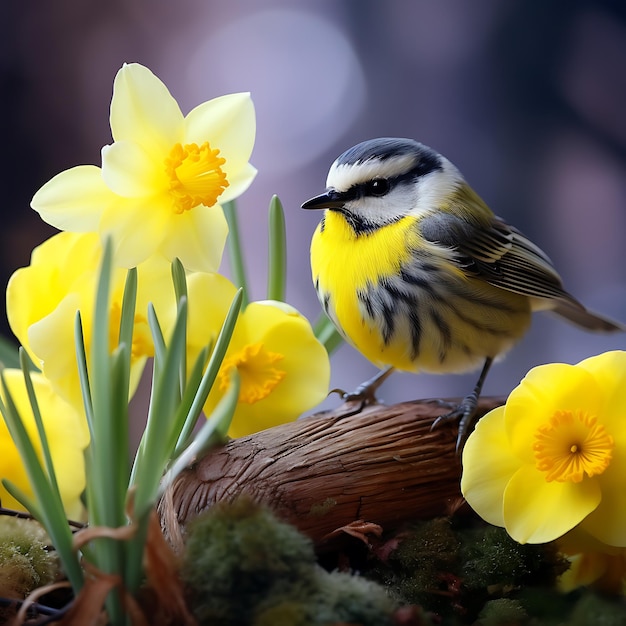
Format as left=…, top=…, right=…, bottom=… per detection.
left=418, top=211, right=623, bottom=332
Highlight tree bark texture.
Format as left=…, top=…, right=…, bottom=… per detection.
left=159, top=397, right=504, bottom=551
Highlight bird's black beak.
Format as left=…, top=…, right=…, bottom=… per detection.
left=301, top=189, right=345, bottom=210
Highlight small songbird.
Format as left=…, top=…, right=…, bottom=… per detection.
left=302, top=137, right=623, bottom=448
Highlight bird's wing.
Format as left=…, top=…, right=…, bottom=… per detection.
left=418, top=209, right=576, bottom=302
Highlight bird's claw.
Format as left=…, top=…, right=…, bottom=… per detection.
left=431, top=393, right=479, bottom=453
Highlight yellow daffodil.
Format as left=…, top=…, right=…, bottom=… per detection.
left=31, top=63, right=256, bottom=273
left=184, top=272, right=330, bottom=438
left=6, top=231, right=174, bottom=410
left=0, top=370, right=88, bottom=520
left=461, top=351, right=626, bottom=546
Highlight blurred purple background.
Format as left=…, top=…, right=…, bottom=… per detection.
left=3, top=0, right=626, bottom=409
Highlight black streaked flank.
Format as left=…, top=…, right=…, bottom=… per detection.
left=408, top=308, right=422, bottom=361
left=428, top=306, right=452, bottom=362
left=381, top=300, right=395, bottom=344
left=399, top=268, right=436, bottom=295
left=358, top=289, right=376, bottom=320
left=322, top=292, right=330, bottom=315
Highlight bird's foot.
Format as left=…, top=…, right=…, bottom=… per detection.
left=329, top=366, right=395, bottom=417
left=431, top=392, right=479, bottom=453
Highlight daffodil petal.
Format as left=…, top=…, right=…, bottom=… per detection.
left=31, top=165, right=112, bottom=232
left=502, top=467, right=601, bottom=543
left=219, top=163, right=258, bottom=204
left=157, top=204, right=228, bottom=273
left=578, top=351, right=626, bottom=429
left=505, top=363, right=602, bottom=462
left=0, top=370, right=88, bottom=518
left=581, top=452, right=626, bottom=546
left=110, top=63, right=183, bottom=153
left=7, top=233, right=101, bottom=366
left=28, top=293, right=85, bottom=408
left=184, top=93, right=256, bottom=174
left=461, top=407, right=518, bottom=527
left=99, top=196, right=170, bottom=268
left=101, top=141, right=166, bottom=197
left=243, top=307, right=329, bottom=413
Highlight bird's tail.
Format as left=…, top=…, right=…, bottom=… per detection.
left=551, top=299, right=625, bottom=333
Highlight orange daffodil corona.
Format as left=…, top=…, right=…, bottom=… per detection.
left=31, top=63, right=257, bottom=273
left=461, top=351, right=626, bottom=548
left=183, top=273, right=330, bottom=438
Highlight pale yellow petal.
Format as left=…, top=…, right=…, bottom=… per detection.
left=461, top=407, right=518, bottom=527
left=101, top=141, right=167, bottom=197
left=110, top=63, right=183, bottom=154
left=503, top=467, right=600, bottom=544
left=157, top=204, right=228, bottom=273
left=99, top=196, right=170, bottom=268
left=31, top=165, right=112, bottom=231
left=219, top=163, right=258, bottom=204
left=184, top=92, right=256, bottom=176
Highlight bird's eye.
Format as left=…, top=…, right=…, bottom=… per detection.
left=364, top=178, right=390, bottom=197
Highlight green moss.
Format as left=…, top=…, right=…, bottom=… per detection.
left=253, top=570, right=397, bottom=626
left=0, top=516, right=58, bottom=599
left=476, top=598, right=528, bottom=625
left=368, top=519, right=460, bottom=613
left=182, top=498, right=401, bottom=626
left=182, top=498, right=316, bottom=625
left=460, top=526, right=568, bottom=591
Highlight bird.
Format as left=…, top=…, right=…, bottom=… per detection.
left=301, top=137, right=623, bottom=449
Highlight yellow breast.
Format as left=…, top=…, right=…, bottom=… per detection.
left=311, top=211, right=423, bottom=370
left=310, top=210, right=531, bottom=373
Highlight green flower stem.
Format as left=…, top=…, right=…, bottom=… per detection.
left=313, top=313, right=344, bottom=355
left=223, top=200, right=249, bottom=307
left=267, top=195, right=287, bottom=302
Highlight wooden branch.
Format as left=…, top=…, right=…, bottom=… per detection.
left=159, top=397, right=504, bottom=551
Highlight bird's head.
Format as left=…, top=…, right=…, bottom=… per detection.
left=301, top=138, right=464, bottom=234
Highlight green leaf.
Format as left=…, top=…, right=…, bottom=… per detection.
left=19, top=349, right=63, bottom=502
left=0, top=335, right=39, bottom=371
left=131, top=297, right=189, bottom=520
left=173, top=288, right=243, bottom=456
left=161, top=370, right=239, bottom=495
left=81, top=237, right=127, bottom=623
left=313, top=313, right=344, bottom=354
left=74, top=312, right=94, bottom=441
left=267, top=195, right=287, bottom=302
left=171, top=259, right=188, bottom=392
left=171, top=257, right=188, bottom=304
left=223, top=200, right=249, bottom=307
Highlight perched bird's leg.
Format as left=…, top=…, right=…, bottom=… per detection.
left=331, top=366, right=395, bottom=411
left=431, top=357, right=494, bottom=452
